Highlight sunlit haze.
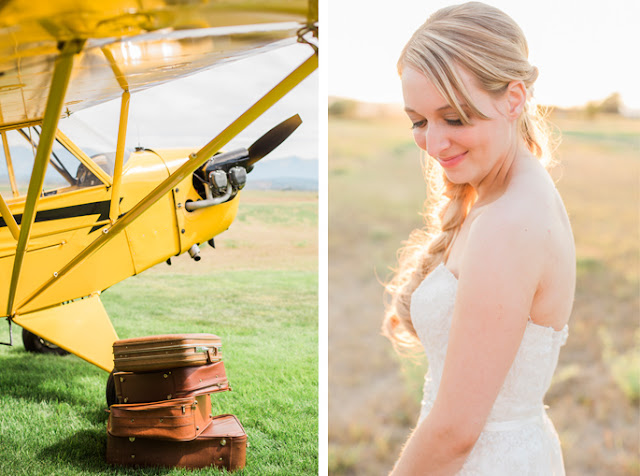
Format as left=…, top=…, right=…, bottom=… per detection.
left=328, top=0, right=640, bottom=111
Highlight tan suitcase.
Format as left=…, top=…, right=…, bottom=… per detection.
left=113, top=334, right=222, bottom=372
left=106, top=414, right=247, bottom=470
left=107, top=394, right=212, bottom=441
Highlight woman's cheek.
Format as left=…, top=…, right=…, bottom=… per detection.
left=412, top=130, right=427, bottom=151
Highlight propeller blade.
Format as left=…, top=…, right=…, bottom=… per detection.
left=247, top=114, right=302, bottom=167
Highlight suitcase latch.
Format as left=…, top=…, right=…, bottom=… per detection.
left=206, top=347, right=215, bottom=363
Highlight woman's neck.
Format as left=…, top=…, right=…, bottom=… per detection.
left=472, top=140, right=530, bottom=207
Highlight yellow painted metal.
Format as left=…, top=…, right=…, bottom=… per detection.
left=110, top=91, right=130, bottom=223
left=307, top=0, right=318, bottom=24
left=0, top=185, right=112, bottom=259
left=0, top=193, right=19, bottom=240
left=13, top=294, right=118, bottom=372
left=16, top=51, right=318, bottom=312
left=1, top=131, right=19, bottom=197
left=104, top=47, right=130, bottom=224
left=31, top=219, right=112, bottom=239
left=55, top=129, right=112, bottom=186
left=101, top=46, right=129, bottom=92
left=11, top=149, right=167, bottom=313
left=0, top=240, right=65, bottom=259
left=6, top=40, right=84, bottom=317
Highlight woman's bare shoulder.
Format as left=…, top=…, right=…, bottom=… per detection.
left=463, top=166, right=558, bottom=277
left=477, top=162, right=561, bottom=237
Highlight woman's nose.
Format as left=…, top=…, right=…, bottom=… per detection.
left=424, top=125, right=450, bottom=158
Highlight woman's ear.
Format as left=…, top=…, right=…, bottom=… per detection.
left=505, top=80, right=527, bottom=119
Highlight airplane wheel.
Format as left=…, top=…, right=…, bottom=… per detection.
left=106, top=371, right=117, bottom=407
left=22, top=329, right=69, bottom=356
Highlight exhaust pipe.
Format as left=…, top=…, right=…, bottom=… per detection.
left=188, top=244, right=201, bottom=261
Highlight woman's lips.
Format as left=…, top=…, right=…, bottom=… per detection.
left=437, top=151, right=467, bottom=168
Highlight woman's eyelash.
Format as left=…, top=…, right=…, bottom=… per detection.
left=411, top=118, right=463, bottom=129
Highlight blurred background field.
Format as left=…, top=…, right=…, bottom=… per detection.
left=0, top=190, right=318, bottom=476
left=328, top=99, right=639, bottom=475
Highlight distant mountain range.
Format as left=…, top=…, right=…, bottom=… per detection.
left=245, top=156, right=318, bottom=191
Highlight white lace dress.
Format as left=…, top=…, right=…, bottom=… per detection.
left=411, top=263, right=568, bottom=475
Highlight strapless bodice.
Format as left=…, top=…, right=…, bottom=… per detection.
left=410, top=263, right=567, bottom=474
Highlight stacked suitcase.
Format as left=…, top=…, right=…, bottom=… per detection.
left=105, top=334, right=247, bottom=471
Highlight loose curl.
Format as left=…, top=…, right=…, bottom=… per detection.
left=382, top=2, right=555, bottom=353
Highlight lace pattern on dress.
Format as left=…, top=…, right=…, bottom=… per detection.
left=410, top=263, right=567, bottom=475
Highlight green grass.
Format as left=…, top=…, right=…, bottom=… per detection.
left=237, top=202, right=317, bottom=227
left=0, top=270, right=318, bottom=476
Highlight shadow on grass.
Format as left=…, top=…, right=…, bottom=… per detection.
left=0, top=347, right=108, bottom=424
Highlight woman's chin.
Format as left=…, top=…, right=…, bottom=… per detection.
left=442, top=169, right=469, bottom=185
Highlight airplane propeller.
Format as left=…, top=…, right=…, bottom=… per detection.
left=188, top=114, right=303, bottom=211
left=204, top=114, right=302, bottom=174
left=246, top=114, right=302, bottom=170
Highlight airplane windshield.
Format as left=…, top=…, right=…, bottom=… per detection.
left=57, top=115, right=132, bottom=177
left=0, top=125, right=108, bottom=199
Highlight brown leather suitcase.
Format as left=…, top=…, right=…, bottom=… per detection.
left=113, top=361, right=229, bottom=404
left=108, top=394, right=212, bottom=441
left=106, top=414, right=247, bottom=470
left=113, top=334, right=222, bottom=372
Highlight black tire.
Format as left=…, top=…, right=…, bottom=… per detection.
left=106, top=371, right=117, bottom=407
left=22, top=329, right=69, bottom=356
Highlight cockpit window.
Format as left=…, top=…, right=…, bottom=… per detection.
left=0, top=126, right=105, bottom=199
left=57, top=115, right=132, bottom=177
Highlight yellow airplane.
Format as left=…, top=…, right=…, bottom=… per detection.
left=0, top=0, right=317, bottom=401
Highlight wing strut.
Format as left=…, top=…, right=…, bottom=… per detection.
left=110, top=91, right=130, bottom=223
left=1, top=131, right=20, bottom=197
left=16, top=52, right=318, bottom=313
left=0, top=192, right=19, bottom=240
left=102, top=44, right=131, bottom=224
left=6, top=40, right=85, bottom=317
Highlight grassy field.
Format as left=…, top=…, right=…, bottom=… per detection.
left=328, top=107, right=639, bottom=475
left=0, top=190, right=318, bottom=475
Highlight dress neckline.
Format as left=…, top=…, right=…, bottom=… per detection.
left=434, top=262, right=569, bottom=335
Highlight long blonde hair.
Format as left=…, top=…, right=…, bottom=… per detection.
left=382, top=2, right=554, bottom=352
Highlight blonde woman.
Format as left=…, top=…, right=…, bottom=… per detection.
left=384, top=3, right=575, bottom=475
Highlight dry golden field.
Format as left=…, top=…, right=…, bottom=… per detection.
left=328, top=106, right=639, bottom=475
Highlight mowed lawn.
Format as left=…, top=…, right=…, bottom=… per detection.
left=328, top=107, right=639, bottom=475
left=0, top=190, right=318, bottom=476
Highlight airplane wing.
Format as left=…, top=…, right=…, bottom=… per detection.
left=0, top=0, right=315, bottom=128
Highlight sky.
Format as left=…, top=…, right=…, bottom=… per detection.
left=69, top=42, right=319, bottom=160
left=327, top=0, right=640, bottom=110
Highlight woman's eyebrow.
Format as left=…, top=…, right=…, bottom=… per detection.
left=404, top=104, right=464, bottom=114
left=437, top=103, right=469, bottom=113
